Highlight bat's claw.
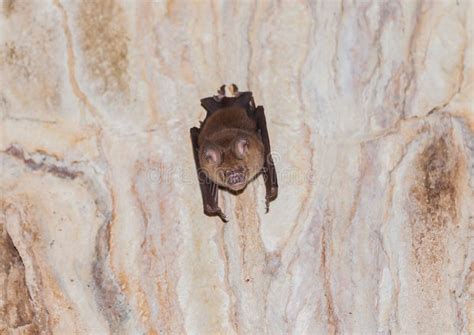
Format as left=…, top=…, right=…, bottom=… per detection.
left=215, top=208, right=229, bottom=223
left=265, top=186, right=277, bottom=213
left=205, top=205, right=228, bottom=223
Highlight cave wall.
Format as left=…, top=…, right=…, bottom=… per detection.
left=0, top=0, right=473, bottom=334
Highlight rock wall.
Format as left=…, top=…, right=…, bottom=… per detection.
left=0, top=0, right=473, bottom=334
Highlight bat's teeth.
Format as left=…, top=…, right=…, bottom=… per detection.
left=228, top=173, right=244, bottom=185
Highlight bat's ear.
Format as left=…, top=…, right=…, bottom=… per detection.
left=203, top=143, right=222, bottom=165
left=233, top=135, right=249, bottom=159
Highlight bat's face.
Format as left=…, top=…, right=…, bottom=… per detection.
left=200, top=133, right=264, bottom=191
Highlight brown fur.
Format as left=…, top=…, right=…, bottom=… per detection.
left=198, top=107, right=264, bottom=191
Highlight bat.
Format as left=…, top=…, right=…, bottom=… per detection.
left=190, top=84, right=278, bottom=222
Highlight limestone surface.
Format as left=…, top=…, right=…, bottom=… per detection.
left=0, top=1, right=473, bottom=334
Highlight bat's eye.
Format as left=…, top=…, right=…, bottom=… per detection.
left=234, top=136, right=249, bottom=159
left=204, top=145, right=222, bottom=165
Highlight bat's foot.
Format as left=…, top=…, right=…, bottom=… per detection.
left=215, top=84, right=240, bottom=101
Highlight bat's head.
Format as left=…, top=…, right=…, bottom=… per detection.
left=200, top=133, right=264, bottom=191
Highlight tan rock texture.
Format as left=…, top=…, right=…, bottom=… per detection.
left=0, top=0, right=473, bottom=334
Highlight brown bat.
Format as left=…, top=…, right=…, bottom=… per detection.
left=190, top=84, right=278, bottom=222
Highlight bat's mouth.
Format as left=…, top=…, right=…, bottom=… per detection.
left=226, top=172, right=246, bottom=190
left=223, top=166, right=247, bottom=190
left=227, top=173, right=245, bottom=185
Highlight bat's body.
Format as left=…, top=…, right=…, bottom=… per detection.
left=198, top=107, right=265, bottom=191
left=190, top=85, right=278, bottom=221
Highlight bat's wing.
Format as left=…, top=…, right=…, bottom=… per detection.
left=190, top=127, right=228, bottom=222
left=254, top=105, right=278, bottom=212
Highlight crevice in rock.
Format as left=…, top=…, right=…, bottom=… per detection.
left=92, top=215, right=130, bottom=333
left=0, top=215, right=39, bottom=334
left=3, top=144, right=82, bottom=180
